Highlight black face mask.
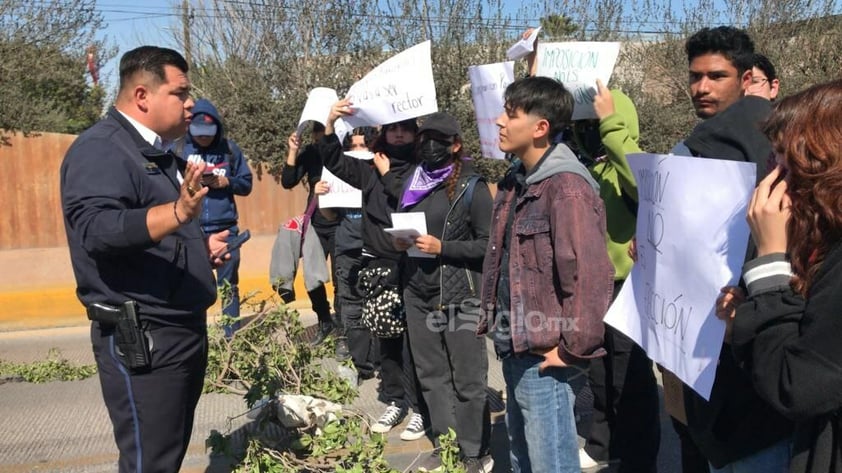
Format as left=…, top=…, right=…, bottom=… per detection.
left=573, top=121, right=605, bottom=165
left=383, top=142, right=416, bottom=162
left=417, top=138, right=452, bottom=169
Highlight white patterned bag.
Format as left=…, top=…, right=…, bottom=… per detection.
left=358, top=266, right=405, bottom=338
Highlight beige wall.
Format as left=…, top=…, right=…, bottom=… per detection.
left=0, top=132, right=319, bottom=330
left=0, top=132, right=308, bottom=250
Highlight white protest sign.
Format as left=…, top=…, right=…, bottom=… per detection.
left=506, top=27, right=541, bottom=60
left=604, top=153, right=756, bottom=400
left=296, top=87, right=339, bottom=136
left=344, top=41, right=437, bottom=127
left=535, top=42, right=620, bottom=120
left=468, top=62, right=514, bottom=159
left=318, top=151, right=373, bottom=209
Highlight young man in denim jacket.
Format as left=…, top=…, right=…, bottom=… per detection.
left=477, top=76, right=614, bottom=472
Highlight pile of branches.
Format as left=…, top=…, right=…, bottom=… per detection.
left=204, top=296, right=397, bottom=472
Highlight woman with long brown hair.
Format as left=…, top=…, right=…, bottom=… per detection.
left=732, top=79, right=842, bottom=473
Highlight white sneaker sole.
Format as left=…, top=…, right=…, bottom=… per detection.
left=370, top=423, right=396, bottom=433
left=579, top=448, right=607, bottom=469
left=399, top=428, right=427, bottom=441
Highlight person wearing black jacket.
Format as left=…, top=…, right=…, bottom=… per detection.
left=392, top=112, right=494, bottom=472
left=680, top=94, right=794, bottom=473
left=731, top=79, right=842, bottom=473
left=282, top=122, right=340, bottom=345
left=60, top=46, right=228, bottom=473
left=316, top=127, right=381, bottom=379
left=666, top=26, right=793, bottom=473
left=319, top=99, right=427, bottom=441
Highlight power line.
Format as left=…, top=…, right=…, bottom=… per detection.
left=16, top=0, right=839, bottom=36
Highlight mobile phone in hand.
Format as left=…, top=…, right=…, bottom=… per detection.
left=214, top=229, right=250, bottom=260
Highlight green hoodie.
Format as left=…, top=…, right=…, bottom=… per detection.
left=587, top=89, right=641, bottom=280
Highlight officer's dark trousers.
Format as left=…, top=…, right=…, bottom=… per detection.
left=92, top=320, right=207, bottom=473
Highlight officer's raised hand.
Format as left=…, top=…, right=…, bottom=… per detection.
left=175, top=160, right=207, bottom=224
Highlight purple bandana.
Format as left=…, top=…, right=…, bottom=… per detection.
left=401, top=164, right=454, bottom=208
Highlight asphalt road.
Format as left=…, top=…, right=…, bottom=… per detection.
left=0, top=321, right=681, bottom=472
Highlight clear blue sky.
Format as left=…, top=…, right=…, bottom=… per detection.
left=95, top=0, right=703, bottom=88
left=96, top=0, right=181, bottom=88
left=94, top=0, right=538, bottom=87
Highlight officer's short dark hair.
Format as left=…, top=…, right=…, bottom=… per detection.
left=686, top=27, right=755, bottom=74
left=119, top=46, right=188, bottom=93
left=753, top=53, right=777, bottom=81
left=503, top=76, right=573, bottom=139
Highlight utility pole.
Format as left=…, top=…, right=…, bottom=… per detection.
left=182, top=0, right=192, bottom=64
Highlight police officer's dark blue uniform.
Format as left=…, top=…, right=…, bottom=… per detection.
left=60, top=46, right=226, bottom=473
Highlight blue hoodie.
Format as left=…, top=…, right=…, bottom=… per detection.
left=178, top=99, right=253, bottom=232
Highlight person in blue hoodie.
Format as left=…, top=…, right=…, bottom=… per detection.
left=178, top=99, right=253, bottom=336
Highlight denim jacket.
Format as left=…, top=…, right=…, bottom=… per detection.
left=477, top=144, right=615, bottom=363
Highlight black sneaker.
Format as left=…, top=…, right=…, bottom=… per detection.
left=310, top=320, right=335, bottom=346
left=463, top=454, right=494, bottom=473
left=370, top=401, right=407, bottom=433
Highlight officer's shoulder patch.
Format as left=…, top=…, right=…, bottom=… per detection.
left=144, top=162, right=161, bottom=174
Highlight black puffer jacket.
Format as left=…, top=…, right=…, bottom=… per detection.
left=398, top=160, right=493, bottom=309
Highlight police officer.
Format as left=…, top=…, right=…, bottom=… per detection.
left=60, top=46, right=228, bottom=473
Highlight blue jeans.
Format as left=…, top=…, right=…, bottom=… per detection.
left=214, top=226, right=240, bottom=337
left=503, top=354, right=588, bottom=473
left=709, top=438, right=791, bottom=473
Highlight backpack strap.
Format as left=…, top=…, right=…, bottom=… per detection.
left=462, top=175, right=481, bottom=215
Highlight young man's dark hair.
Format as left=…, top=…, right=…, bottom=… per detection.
left=685, top=26, right=755, bottom=74
left=118, top=46, right=188, bottom=91
left=312, top=121, right=326, bottom=134
left=503, top=76, right=574, bottom=138
left=753, top=53, right=777, bottom=82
